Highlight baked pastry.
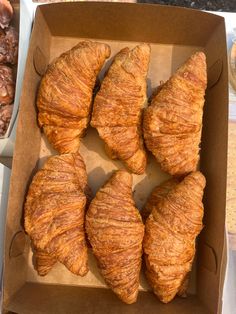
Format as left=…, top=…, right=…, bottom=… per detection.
left=143, top=52, right=207, bottom=176
left=0, top=65, right=14, bottom=105
left=86, top=170, right=144, bottom=304
left=143, top=171, right=205, bottom=303
left=141, top=178, right=178, bottom=223
left=37, top=41, right=111, bottom=153
left=0, top=103, right=13, bottom=136
left=91, top=44, right=151, bottom=174
left=0, top=0, right=13, bottom=29
left=24, top=153, right=90, bottom=276
left=0, top=26, right=18, bottom=64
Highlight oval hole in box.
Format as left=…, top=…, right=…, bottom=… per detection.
left=200, top=242, right=217, bottom=274
left=207, top=58, right=223, bottom=89
left=33, top=46, right=47, bottom=76
left=9, top=231, right=26, bottom=258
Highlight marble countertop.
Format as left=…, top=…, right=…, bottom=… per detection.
left=137, top=0, right=236, bottom=12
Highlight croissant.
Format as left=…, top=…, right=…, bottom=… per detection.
left=143, top=171, right=205, bottom=303
left=86, top=170, right=144, bottom=304
left=37, top=41, right=111, bottom=153
left=24, top=153, right=89, bottom=276
left=143, top=52, right=207, bottom=176
left=91, top=44, right=151, bottom=174
left=141, top=178, right=178, bottom=223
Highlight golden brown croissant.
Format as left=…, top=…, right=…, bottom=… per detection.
left=143, top=171, right=205, bottom=303
left=24, top=153, right=90, bottom=276
left=91, top=44, right=151, bottom=174
left=37, top=41, right=111, bottom=153
left=143, top=52, right=207, bottom=176
left=86, top=170, right=144, bottom=304
left=141, top=178, right=178, bottom=223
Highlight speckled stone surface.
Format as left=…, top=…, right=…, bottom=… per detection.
left=137, top=0, right=236, bottom=12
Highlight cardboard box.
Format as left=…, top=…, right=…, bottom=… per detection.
left=2, top=3, right=228, bottom=314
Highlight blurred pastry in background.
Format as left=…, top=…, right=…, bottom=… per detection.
left=0, top=26, right=18, bottom=64
left=0, top=103, right=13, bottom=136
left=0, top=0, right=13, bottom=29
left=0, top=1, right=18, bottom=137
left=0, top=64, right=15, bottom=105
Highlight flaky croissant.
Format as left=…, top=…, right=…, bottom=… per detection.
left=143, top=52, right=207, bottom=176
left=86, top=170, right=144, bottom=304
left=37, top=41, right=111, bottom=153
left=24, top=153, right=90, bottom=276
left=143, top=171, right=205, bottom=303
left=91, top=44, right=150, bottom=174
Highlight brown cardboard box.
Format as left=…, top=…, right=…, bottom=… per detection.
left=2, top=3, right=228, bottom=314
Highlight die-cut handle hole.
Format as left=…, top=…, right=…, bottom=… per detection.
left=199, top=242, right=217, bottom=274
left=207, top=58, right=223, bottom=89
left=9, top=231, right=26, bottom=258
left=33, top=46, right=47, bottom=76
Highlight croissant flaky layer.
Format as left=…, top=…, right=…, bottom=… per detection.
left=34, top=249, right=57, bottom=277
left=143, top=52, right=207, bottom=176
left=91, top=44, right=151, bottom=174
left=24, top=153, right=90, bottom=276
left=37, top=41, right=111, bottom=154
left=143, top=171, right=205, bottom=303
left=86, top=170, right=144, bottom=304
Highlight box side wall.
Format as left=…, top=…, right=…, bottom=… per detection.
left=198, top=21, right=228, bottom=313
left=40, top=2, right=222, bottom=46
left=6, top=283, right=209, bottom=314
left=2, top=9, right=52, bottom=308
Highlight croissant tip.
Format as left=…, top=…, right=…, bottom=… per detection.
left=192, top=51, right=206, bottom=62
left=187, top=171, right=206, bottom=188
left=119, top=292, right=138, bottom=304
left=113, top=169, right=132, bottom=184
left=122, top=298, right=137, bottom=305
left=101, top=42, right=111, bottom=58
left=138, top=42, right=151, bottom=52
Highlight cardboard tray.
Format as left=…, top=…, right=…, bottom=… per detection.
left=2, top=2, right=228, bottom=314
